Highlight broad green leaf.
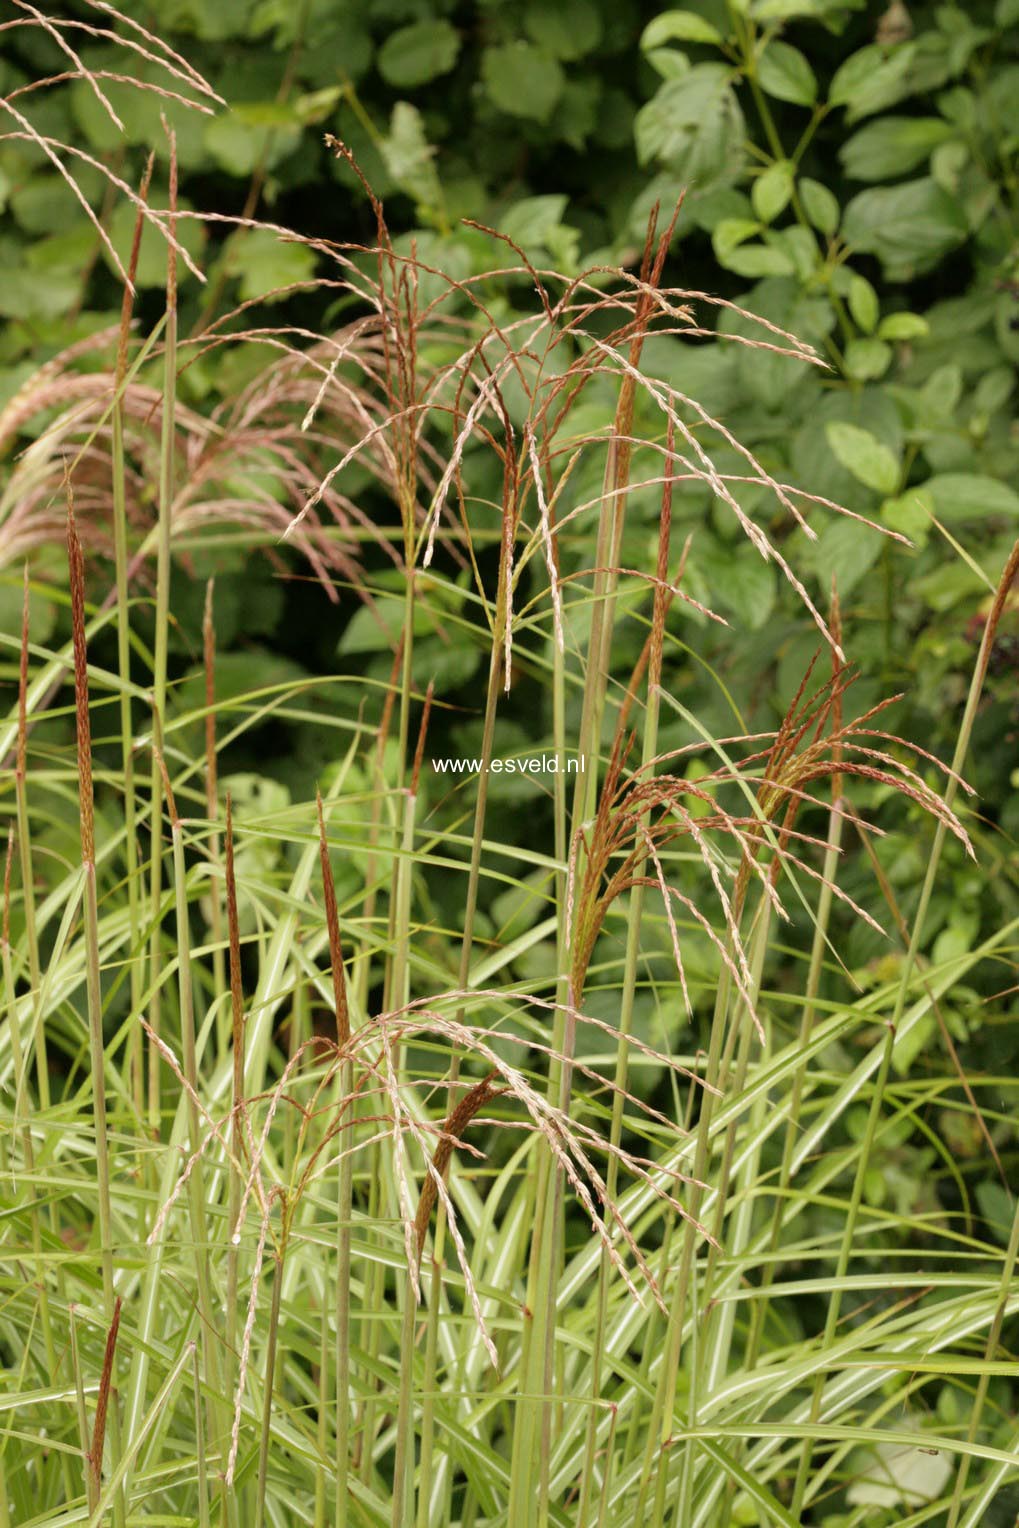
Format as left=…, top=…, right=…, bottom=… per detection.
left=722, top=242, right=795, bottom=277
left=997, top=0, right=1019, bottom=23
left=847, top=1438, right=951, bottom=1509
left=719, top=274, right=835, bottom=407
left=377, top=20, right=460, bottom=87
left=204, top=103, right=301, bottom=177
left=799, top=177, right=839, bottom=235
left=645, top=47, right=692, bottom=80
left=847, top=272, right=879, bottom=333
left=976, top=1181, right=1017, bottom=1244
left=635, top=64, right=745, bottom=183
left=12, top=172, right=103, bottom=234
left=924, top=473, right=1019, bottom=522
left=501, top=195, right=578, bottom=265
left=842, top=178, right=967, bottom=276
left=156, top=0, right=254, bottom=40
left=809, top=513, right=884, bottom=595
left=771, top=224, right=817, bottom=279
left=878, top=311, right=929, bottom=340
left=757, top=41, right=817, bottom=106
left=224, top=226, right=316, bottom=302
left=753, top=0, right=866, bottom=14
left=712, top=217, right=761, bottom=262
left=105, top=195, right=206, bottom=289
left=882, top=488, right=933, bottom=545
left=844, top=337, right=892, bottom=379
left=752, top=160, right=793, bottom=223
left=829, top=43, right=917, bottom=122
left=921, top=363, right=963, bottom=418
left=481, top=42, right=564, bottom=122
left=526, top=0, right=603, bottom=58
left=841, top=116, right=956, bottom=181
left=972, top=366, right=1015, bottom=415
left=825, top=421, right=900, bottom=495
left=697, top=541, right=776, bottom=628
left=0, top=265, right=80, bottom=319
left=641, top=9, right=724, bottom=47
left=380, top=102, right=443, bottom=216
left=501, top=195, right=570, bottom=247
left=0, top=581, right=56, bottom=643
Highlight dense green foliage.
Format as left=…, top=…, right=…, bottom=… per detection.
left=3, top=3, right=1019, bottom=1526
left=4, top=0, right=1019, bottom=821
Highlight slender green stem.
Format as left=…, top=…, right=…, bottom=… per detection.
left=147, top=143, right=179, bottom=1142
left=254, top=1245, right=285, bottom=1528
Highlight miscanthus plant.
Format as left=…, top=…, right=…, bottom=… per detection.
left=3, top=12, right=1019, bottom=1528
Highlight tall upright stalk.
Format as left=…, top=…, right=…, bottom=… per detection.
left=112, top=155, right=153, bottom=1128
left=512, top=207, right=679, bottom=1524
left=147, top=131, right=179, bottom=1138
left=67, top=487, right=116, bottom=1321
left=579, top=427, right=674, bottom=1520
left=16, top=567, right=48, bottom=1115
left=3, top=832, right=68, bottom=1502
left=224, top=795, right=247, bottom=1527
left=203, top=580, right=228, bottom=1047
left=158, top=755, right=230, bottom=1517
left=316, top=791, right=354, bottom=1528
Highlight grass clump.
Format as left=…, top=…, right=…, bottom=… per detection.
left=3, top=14, right=1019, bottom=1528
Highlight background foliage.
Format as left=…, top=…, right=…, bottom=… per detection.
left=4, top=0, right=1019, bottom=754
left=4, top=2, right=1019, bottom=1524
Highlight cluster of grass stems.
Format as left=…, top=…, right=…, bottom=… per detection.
left=4, top=10, right=1019, bottom=1527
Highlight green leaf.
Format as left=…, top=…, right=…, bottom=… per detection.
left=771, top=224, right=817, bottom=279
left=380, top=102, right=443, bottom=217
left=841, top=116, right=955, bottom=181
left=842, top=178, right=967, bottom=277
left=757, top=41, right=817, bottom=106
left=526, top=0, right=603, bottom=59
left=809, top=510, right=884, bottom=595
left=882, top=488, right=932, bottom=546
left=0, top=581, right=56, bottom=644
left=753, top=0, right=865, bottom=14
left=722, top=242, right=795, bottom=277
left=645, top=47, right=692, bottom=80
left=698, top=541, right=776, bottom=628
left=12, top=173, right=102, bottom=233
left=829, top=43, right=917, bottom=123
left=719, top=275, right=835, bottom=408
left=921, top=363, right=963, bottom=418
left=377, top=20, right=460, bottom=87
left=997, top=0, right=1019, bottom=24
left=481, top=42, right=564, bottom=122
left=878, top=311, right=929, bottom=340
left=976, top=1181, right=1017, bottom=1244
left=847, top=273, right=879, bottom=333
left=105, top=196, right=205, bottom=289
left=712, top=218, right=761, bottom=263
left=844, top=337, right=892, bottom=379
left=924, top=473, right=1019, bottom=523
left=501, top=194, right=571, bottom=254
left=752, top=160, right=793, bottom=223
left=641, top=9, right=724, bottom=47
left=204, top=104, right=301, bottom=177
left=826, top=421, right=900, bottom=495
left=799, top=177, right=840, bottom=235
left=634, top=64, right=745, bottom=183
left=972, top=366, right=1015, bottom=415
left=224, top=226, right=317, bottom=303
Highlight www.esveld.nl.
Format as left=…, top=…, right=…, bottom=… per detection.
left=430, top=755, right=585, bottom=775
